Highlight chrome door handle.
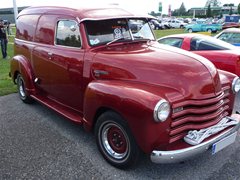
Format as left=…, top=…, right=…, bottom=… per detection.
left=93, top=70, right=109, bottom=77
left=48, top=52, right=53, bottom=60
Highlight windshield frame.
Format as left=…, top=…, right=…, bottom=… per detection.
left=84, top=17, right=156, bottom=47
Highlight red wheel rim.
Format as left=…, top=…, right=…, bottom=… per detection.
left=107, top=126, right=127, bottom=154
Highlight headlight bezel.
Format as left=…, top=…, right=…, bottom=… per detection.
left=232, top=77, right=240, bottom=94
left=153, top=99, right=171, bottom=122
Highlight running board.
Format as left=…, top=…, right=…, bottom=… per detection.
left=31, top=94, right=83, bottom=124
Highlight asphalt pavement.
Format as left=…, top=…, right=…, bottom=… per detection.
left=0, top=93, right=240, bottom=180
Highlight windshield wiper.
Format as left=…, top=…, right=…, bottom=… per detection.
left=133, top=35, right=144, bottom=39
left=132, top=35, right=153, bottom=42
left=106, top=37, right=131, bottom=46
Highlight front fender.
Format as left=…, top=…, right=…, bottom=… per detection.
left=10, top=55, right=35, bottom=94
left=218, top=69, right=238, bottom=112
left=83, top=80, right=183, bottom=153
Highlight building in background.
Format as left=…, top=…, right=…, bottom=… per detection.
left=189, top=6, right=221, bottom=17
left=0, top=7, right=28, bottom=23
left=189, top=6, right=238, bottom=18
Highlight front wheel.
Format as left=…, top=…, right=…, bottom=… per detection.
left=17, top=74, right=34, bottom=104
left=207, top=29, right=212, bottom=33
left=188, top=28, right=193, bottom=33
left=164, top=25, right=170, bottom=29
left=95, top=111, right=140, bottom=169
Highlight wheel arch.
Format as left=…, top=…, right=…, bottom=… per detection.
left=10, top=55, right=36, bottom=94
left=13, top=70, right=20, bottom=84
left=83, top=81, right=158, bottom=129
left=82, top=80, right=179, bottom=153
left=92, top=106, right=123, bottom=132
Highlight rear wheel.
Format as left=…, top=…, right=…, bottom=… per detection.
left=95, top=111, right=140, bottom=169
left=17, top=74, right=34, bottom=104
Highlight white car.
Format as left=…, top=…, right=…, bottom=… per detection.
left=215, top=28, right=240, bottom=46
left=168, top=19, right=187, bottom=28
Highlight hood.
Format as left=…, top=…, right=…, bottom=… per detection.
left=90, top=41, right=222, bottom=100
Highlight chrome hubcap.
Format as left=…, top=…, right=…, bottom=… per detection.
left=101, top=123, right=128, bottom=159
left=18, top=78, right=25, bottom=98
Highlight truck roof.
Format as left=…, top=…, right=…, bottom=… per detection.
left=18, top=6, right=153, bottom=22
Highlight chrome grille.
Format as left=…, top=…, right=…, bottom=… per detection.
left=169, top=87, right=230, bottom=144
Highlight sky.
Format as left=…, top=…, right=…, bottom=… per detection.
left=1, top=0, right=240, bottom=14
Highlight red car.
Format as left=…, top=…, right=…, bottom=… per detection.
left=10, top=6, right=240, bottom=168
left=222, top=22, right=240, bottom=29
left=158, top=34, right=240, bottom=76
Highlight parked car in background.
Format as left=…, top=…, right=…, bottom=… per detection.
left=150, top=19, right=163, bottom=30
left=225, top=15, right=240, bottom=23
left=215, top=28, right=240, bottom=46
left=10, top=6, right=240, bottom=169
left=185, top=20, right=222, bottom=33
left=191, top=18, right=198, bottom=24
left=222, top=22, right=240, bottom=29
left=183, top=18, right=192, bottom=24
left=158, top=33, right=240, bottom=75
left=160, top=20, right=171, bottom=29
left=168, top=19, right=187, bottom=28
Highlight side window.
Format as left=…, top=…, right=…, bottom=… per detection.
left=56, top=20, right=81, bottom=48
left=217, top=32, right=232, bottom=42
left=230, top=33, right=240, bottom=44
left=197, top=41, right=218, bottom=50
left=16, top=15, right=39, bottom=41
left=190, top=37, right=228, bottom=51
left=158, top=38, right=183, bottom=48
left=35, top=15, right=55, bottom=44
left=217, top=32, right=240, bottom=44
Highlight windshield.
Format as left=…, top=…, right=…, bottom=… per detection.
left=85, top=18, right=155, bottom=46
left=217, top=32, right=240, bottom=44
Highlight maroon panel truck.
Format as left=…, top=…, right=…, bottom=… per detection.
left=10, top=6, right=240, bottom=169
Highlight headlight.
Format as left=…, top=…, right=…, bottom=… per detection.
left=153, top=99, right=171, bottom=122
left=232, top=77, right=240, bottom=93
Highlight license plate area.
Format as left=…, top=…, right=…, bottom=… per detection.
left=184, top=116, right=239, bottom=145
left=212, top=132, right=237, bottom=154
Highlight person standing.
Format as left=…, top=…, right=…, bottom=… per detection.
left=0, top=20, right=8, bottom=59
left=6, top=21, right=11, bottom=35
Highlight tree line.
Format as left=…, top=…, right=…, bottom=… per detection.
left=149, top=2, right=240, bottom=18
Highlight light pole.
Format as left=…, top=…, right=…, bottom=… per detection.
left=12, top=0, right=18, bottom=23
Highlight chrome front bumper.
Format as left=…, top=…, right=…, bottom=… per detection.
left=151, top=115, right=240, bottom=164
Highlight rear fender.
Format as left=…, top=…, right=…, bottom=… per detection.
left=10, top=55, right=35, bottom=94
